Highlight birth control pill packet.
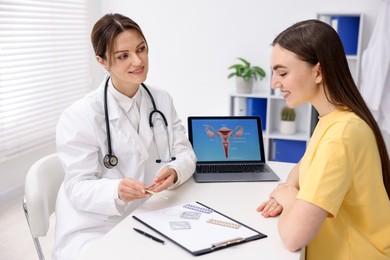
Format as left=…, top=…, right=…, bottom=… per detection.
left=169, top=221, right=192, bottom=230
left=207, top=218, right=241, bottom=229
left=180, top=211, right=201, bottom=220
left=145, top=189, right=168, bottom=200
left=183, top=203, right=214, bottom=214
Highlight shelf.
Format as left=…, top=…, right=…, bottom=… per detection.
left=269, top=95, right=284, bottom=100
left=229, top=88, right=269, bottom=98
left=346, top=55, right=359, bottom=60
left=268, top=131, right=310, bottom=141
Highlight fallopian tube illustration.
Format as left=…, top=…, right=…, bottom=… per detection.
left=205, top=125, right=244, bottom=158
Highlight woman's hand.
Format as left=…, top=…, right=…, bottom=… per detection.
left=256, top=198, right=283, bottom=218
left=257, top=183, right=299, bottom=217
left=118, top=178, right=149, bottom=202
left=270, top=183, right=298, bottom=210
left=146, top=166, right=178, bottom=192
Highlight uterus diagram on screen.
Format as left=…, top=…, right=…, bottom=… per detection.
left=205, top=125, right=244, bottom=158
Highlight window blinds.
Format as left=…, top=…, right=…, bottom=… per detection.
left=0, top=0, right=91, bottom=163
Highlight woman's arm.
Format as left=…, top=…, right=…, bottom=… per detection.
left=286, top=163, right=300, bottom=188
left=271, top=184, right=328, bottom=251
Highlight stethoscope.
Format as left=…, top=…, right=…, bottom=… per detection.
left=103, top=77, right=176, bottom=169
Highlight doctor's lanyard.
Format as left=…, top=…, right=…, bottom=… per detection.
left=103, top=77, right=176, bottom=169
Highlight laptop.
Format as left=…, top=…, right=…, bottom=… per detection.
left=187, top=116, right=280, bottom=182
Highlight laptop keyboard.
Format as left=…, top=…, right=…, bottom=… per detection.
left=196, top=164, right=266, bottom=173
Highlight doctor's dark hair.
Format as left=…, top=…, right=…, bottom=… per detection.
left=91, top=13, right=148, bottom=66
left=272, top=19, right=390, bottom=200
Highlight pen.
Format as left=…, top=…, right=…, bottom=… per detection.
left=133, top=228, right=165, bottom=245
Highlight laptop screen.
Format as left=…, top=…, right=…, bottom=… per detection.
left=188, top=116, right=265, bottom=163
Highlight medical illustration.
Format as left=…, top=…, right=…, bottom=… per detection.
left=205, top=125, right=244, bottom=158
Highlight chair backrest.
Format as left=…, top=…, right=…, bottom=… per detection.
left=24, top=153, right=64, bottom=237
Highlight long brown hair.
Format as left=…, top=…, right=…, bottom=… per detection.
left=91, top=13, right=148, bottom=66
left=273, top=19, right=390, bottom=200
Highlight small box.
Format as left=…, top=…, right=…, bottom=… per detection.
left=272, top=139, right=306, bottom=163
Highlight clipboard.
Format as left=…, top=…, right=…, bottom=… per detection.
left=132, top=201, right=267, bottom=256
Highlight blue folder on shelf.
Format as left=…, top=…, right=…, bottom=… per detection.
left=246, top=98, right=267, bottom=131
left=331, top=16, right=360, bottom=55
left=273, top=139, right=306, bottom=163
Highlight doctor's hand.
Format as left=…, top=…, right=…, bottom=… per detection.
left=118, top=178, right=150, bottom=202
left=146, top=166, right=178, bottom=193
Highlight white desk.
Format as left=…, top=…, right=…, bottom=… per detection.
left=77, top=161, right=301, bottom=260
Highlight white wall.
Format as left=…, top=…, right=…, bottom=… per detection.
left=100, top=0, right=381, bottom=122
left=0, top=0, right=384, bottom=205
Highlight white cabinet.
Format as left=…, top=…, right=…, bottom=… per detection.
left=317, top=13, right=364, bottom=85
left=229, top=90, right=317, bottom=163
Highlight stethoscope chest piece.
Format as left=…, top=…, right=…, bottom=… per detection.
left=103, top=154, right=118, bottom=169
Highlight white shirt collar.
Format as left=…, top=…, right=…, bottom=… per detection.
left=108, top=79, right=142, bottom=113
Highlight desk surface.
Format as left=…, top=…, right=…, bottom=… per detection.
left=77, top=161, right=301, bottom=260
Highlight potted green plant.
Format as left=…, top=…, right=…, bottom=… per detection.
left=227, top=57, right=266, bottom=93
left=280, top=106, right=296, bottom=135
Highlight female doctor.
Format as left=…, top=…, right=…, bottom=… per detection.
left=52, top=13, right=196, bottom=260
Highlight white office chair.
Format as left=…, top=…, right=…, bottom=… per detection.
left=23, top=153, right=64, bottom=260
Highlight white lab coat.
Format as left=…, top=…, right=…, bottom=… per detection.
left=52, top=77, right=196, bottom=260
left=360, top=0, right=390, bottom=134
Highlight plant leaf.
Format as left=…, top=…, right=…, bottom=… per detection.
left=227, top=72, right=236, bottom=78
left=228, top=58, right=266, bottom=81
left=238, top=57, right=250, bottom=68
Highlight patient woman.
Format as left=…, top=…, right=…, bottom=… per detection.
left=257, top=19, right=390, bottom=259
